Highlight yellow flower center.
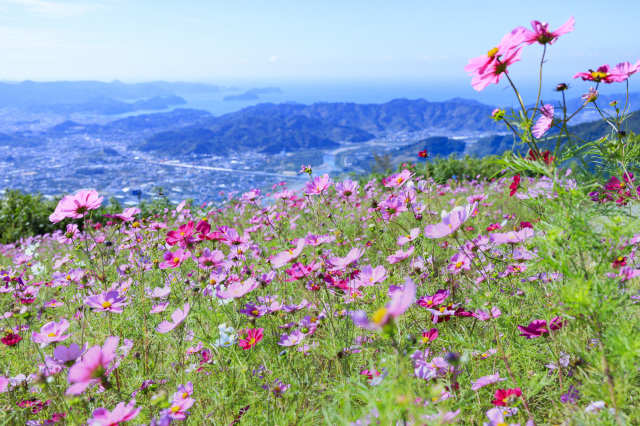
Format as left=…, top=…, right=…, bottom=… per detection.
left=439, top=306, right=446, bottom=313
left=455, top=261, right=463, bottom=268
left=591, top=71, right=608, bottom=80
left=252, top=310, right=259, bottom=316
left=180, top=232, right=185, bottom=236
left=173, top=257, right=180, bottom=263
left=102, top=301, right=112, bottom=308
left=48, top=332, right=57, bottom=337
left=171, top=406, right=180, bottom=413
left=182, top=392, right=188, bottom=398
left=288, top=249, right=293, bottom=255
left=249, top=338, right=256, bottom=345
left=487, top=47, right=499, bottom=57
left=209, top=279, right=217, bottom=285
left=371, top=307, right=388, bottom=325
left=66, top=275, right=71, bottom=280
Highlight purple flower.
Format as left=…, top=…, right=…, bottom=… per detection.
left=326, top=247, right=365, bottom=271
left=84, top=291, right=129, bottom=313
left=278, top=330, right=305, bottom=346
left=489, top=228, right=533, bottom=245
left=424, top=202, right=477, bottom=239
left=471, top=373, right=507, bottom=391
left=532, top=104, right=554, bottom=138
left=239, top=303, right=268, bottom=318
left=32, top=319, right=72, bottom=345
left=262, top=379, right=290, bottom=397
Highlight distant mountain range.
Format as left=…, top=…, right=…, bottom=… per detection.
left=135, top=98, right=498, bottom=155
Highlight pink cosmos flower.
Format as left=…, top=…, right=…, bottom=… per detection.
left=326, top=246, right=365, bottom=271
left=351, top=279, right=416, bottom=330
left=484, top=407, right=518, bottom=426
left=417, top=289, right=450, bottom=309
left=387, top=246, right=415, bottom=264
left=197, top=249, right=225, bottom=270
left=420, top=328, right=439, bottom=344
left=613, top=59, right=640, bottom=79
left=104, top=207, right=141, bottom=223
left=156, top=303, right=190, bottom=333
left=335, top=179, right=360, bottom=199
left=447, top=253, right=471, bottom=274
left=32, top=319, right=71, bottom=344
left=165, top=221, right=195, bottom=247
left=471, top=373, right=507, bottom=391
left=521, top=16, right=574, bottom=45
left=84, top=290, right=129, bottom=313
left=238, top=328, right=264, bottom=350
left=465, top=27, right=524, bottom=80
left=271, top=239, right=306, bottom=268
left=57, top=224, right=80, bottom=244
left=278, top=330, right=305, bottom=346
left=472, top=306, right=502, bottom=321
left=164, top=397, right=196, bottom=420
left=49, top=190, right=103, bottom=223
left=424, top=202, right=477, bottom=239
left=304, top=233, right=335, bottom=246
left=241, top=188, right=261, bottom=202
left=303, top=173, right=333, bottom=195
left=88, top=400, right=141, bottom=426
left=0, top=376, right=8, bottom=393
left=574, top=64, right=627, bottom=84
left=216, top=278, right=259, bottom=299
left=383, top=170, right=414, bottom=188
left=532, top=104, right=554, bottom=138
left=517, top=316, right=565, bottom=338
left=357, top=265, right=387, bottom=286
left=67, top=336, right=119, bottom=395
left=150, top=302, right=169, bottom=314
left=397, top=228, right=420, bottom=246
left=489, top=228, right=533, bottom=245
left=159, top=249, right=191, bottom=270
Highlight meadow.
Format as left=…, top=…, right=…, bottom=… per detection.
left=2, top=16, right=640, bottom=426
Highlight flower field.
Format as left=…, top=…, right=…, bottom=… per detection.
left=2, top=16, right=640, bottom=426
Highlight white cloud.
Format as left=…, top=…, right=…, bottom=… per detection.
left=0, top=0, right=93, bottom=18
left=268, top=55, right=279, bottom=63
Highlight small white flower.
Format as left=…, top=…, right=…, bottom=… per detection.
left=218, top=323, right=235, bottom=335
left=214, top=332, right=237, bottom=348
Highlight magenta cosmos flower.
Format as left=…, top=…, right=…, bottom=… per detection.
left=238, top=328, right=264, bottom=350
left=88, top=400, right=141, bottom=426
left=159, top=249, right=191, bottom=270
left=303, top=173, right=333, bottom=195
left=156, top=303, right=190, bottom=333
left=84, top=290, right=129, bottom=313
left=383, top=169, right=414, bottom=188
left=424, top=202, right=477, bottom=239
left=351, top=279, right=416, bottom=331
left=466, top=27, right=525, bottom=92
left=387, top=246, right=415, bottom=264
left=49, top=190, right=103, bottom=223
left=103, top=207, right=140, bottom=223
left=197, top=248, right=225, bottom=270
left=614, top=60, right=640, bottom=79
left=67, top=336, right=119, bottom=395
left=165, top=221, right=195, bottom=247
left=532, top=104, right=554, bottom=138
left=517, top=316, right=565, bottom=338
left=32, top=319, right=72, bottom=344
left=335, top=179, right=360, bottom=198
left=574, top=64, right=628, bottom=84
left=521, top=16, right=574, bottom=45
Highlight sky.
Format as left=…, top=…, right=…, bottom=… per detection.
left=0, top=0, right=639, bottom=104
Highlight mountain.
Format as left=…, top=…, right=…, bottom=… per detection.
left=223, top=87, right=283, bottom=101
left=0, top=80, right=219, bottom=109
left=135, top=98, right=498, bottom=156
left=26, top=95, right=186, bottom=115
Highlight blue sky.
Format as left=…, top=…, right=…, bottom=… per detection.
left=0, top=0, right=639, bottom=102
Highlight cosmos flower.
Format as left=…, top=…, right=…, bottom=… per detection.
left=88, top=400, right=141, bottom=426
left=84, top=291, right=129, bottom=313
left=49, top=190, right=103, bottom=223
left=532, top=104, right=554, bottom=138
left=32, top=319, right=72, bottom=345
left=156, top=303, right=190, bottom=333
left=238, top=328, right=264, bottom=350
left=351, top=279, right=416, bottom=331
left=521, top=16, right=574, bottom=45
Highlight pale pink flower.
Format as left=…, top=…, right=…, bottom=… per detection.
left=387, top=246, right=415, bottom=264
left=326, top=246, right=365, bottom=271
left=471, top=373, right=507, bottom=391
left=532, top=104, right=554, bottom=138
left=397, top=228, right=420, bottom=246
left=357, top=265, right=387, bottom=286
left=32, top=319, right=72, bottom=344
left=351, top=279, right=416, bottom=330
left=303, top=173, right=333, bottom=195
left=88, top=399, right=141, bottom=425
left=53, top=343, right=87, bottom=365
left=271, top=239, right=306, bottom=268
left=67, top=337, right=119, bottom=395
left=156, top=303, right=190, bottom=333
left=49, top=190, right=103, bottom=223
left=84, top=290, right=129, bottom=313
left=216, top=279, right=259, bottom=299
left=383, top=170, right=414, bottom=188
